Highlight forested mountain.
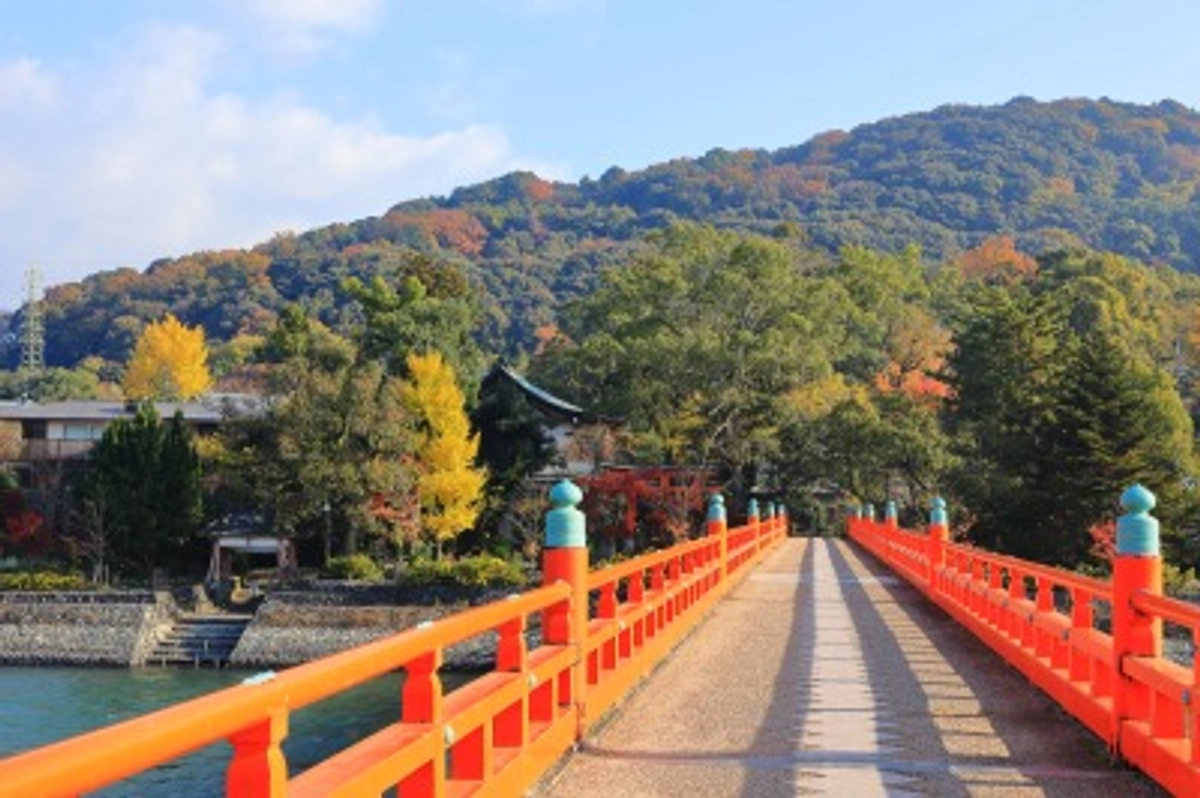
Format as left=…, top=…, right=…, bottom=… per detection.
left=6, top=96, right=1200, bottom=372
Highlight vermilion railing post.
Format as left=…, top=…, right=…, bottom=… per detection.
left=1112, top=484, right=1162, bottom=749
left=707, top=493, right=727, bottom=583
left=928, top=497, right=948, bottom=595
left=226, top=709, right=288, bottom=798
left=748, top=498, right=760, bottom=551
left=847, top=503, right=863, bottom=542
left=541, top=479, right=588, bottom=732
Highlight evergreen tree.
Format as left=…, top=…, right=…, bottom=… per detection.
left=1040, top=331, right=1195, bottom=564
left=157, top=411, right=203, bottom=563
left=79, top=403, right=203, bottom=575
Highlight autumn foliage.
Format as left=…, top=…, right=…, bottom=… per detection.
left=121, top=314, right=213, bottom=400
left=402, top=351, right=487, bottom=554
left=956, top=235, right=1039, bottom=284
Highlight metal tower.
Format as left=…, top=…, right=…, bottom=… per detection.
left=19, top=266, right=45, bottom=373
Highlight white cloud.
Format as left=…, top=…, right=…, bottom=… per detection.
left=236, top=0, right=383, bottom=55
left=0, top=21, right=541, bottom=310
left=495, top=0, right=606, bottom=16
left=244, top=0, right=382, bottom=31
left=0, top=58, right=58, bottom=111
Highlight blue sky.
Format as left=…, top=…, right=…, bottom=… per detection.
left=2, top=0, right=1198, bottom=310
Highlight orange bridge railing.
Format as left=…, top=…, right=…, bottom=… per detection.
left=848, top=487, right=1199, bottom=797
left=0, top=483, right=786, bottom=797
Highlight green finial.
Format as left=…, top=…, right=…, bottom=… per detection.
left=765, top=502, right=776, bottom=519
left=707, top=492, right=726, bottom=522
left=852, top=504, right=863, bottom=519
left=930, top=496, right=947, bottom=526
left=885, top=500, right=898, bottom=522
left=1116, top=484, right=1159, bottom=557
left=544, top=480, right=586, bottom=548
left=748, top=498, right=760, bottom=518
left=864, top=503, right=875, bottom=522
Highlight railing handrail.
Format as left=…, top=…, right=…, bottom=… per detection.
left=943, top=540, right=1114, bottom=596
left=0, top=496, right=787, bottom=798
left=849, top=502, right=1200, bottom=797
left=0, top=581, right=571, bottom=797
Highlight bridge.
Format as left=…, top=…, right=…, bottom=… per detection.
left=0, top=482, right=1194, bottom=796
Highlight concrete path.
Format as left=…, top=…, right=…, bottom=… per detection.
left=536, top=537, right=1167, bottom=797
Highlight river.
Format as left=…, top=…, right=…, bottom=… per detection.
left=0, top=665, right=440, bottom=796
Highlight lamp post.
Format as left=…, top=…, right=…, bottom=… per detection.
left=321, top=500, right=332, bottom=567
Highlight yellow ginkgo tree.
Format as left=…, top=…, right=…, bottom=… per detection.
left=402, top=350, right=486, bottom=557
left=121, top=314, right=214, bottom=401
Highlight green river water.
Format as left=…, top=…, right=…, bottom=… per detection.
left=0, top=665, right=423, bottom=796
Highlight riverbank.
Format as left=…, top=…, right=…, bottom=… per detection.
left=0, top=591, right=174, bottom=666
left=232, top=582, right=521, bottom=669
left=0, top=582, right=527, bottom=669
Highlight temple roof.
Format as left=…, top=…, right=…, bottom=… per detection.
left=481, top=362, right=620, bottom=425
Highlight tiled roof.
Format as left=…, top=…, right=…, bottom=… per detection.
left=0, top=396, right=262, bottom=424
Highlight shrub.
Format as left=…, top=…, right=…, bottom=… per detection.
left=322, top=554, right=385, bottom=582
left=0, top=571, right=92, bottom=591
left=402, top=555, right=527, bottom=589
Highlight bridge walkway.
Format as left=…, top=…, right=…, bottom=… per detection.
left=537, top=537, right=1166, bottom=797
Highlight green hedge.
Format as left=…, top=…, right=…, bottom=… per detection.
left=402, top=555, right=527, bottom=588
left=0, top=571, right=92, bottom=591
left=322, top=554, right=385, bottom=582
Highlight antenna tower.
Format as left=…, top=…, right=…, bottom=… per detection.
left=20, top=266, right=45, bottom=373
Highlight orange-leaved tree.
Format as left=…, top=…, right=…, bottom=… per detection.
left=402, top=351, right=486, bottom=557
left=121, top=314, right=213, bottom=400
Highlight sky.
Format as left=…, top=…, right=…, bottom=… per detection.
left=2, top=0, right=1199, bottom=311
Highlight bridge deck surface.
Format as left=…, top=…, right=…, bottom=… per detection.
left=536, top=537, right=1167, bottom=797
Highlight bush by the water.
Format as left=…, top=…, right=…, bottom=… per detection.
left=322, top=554, right=385, bottom=582
left=0, top=571, right=92, bottom=591
left=402, top=555, right=528, bottom=588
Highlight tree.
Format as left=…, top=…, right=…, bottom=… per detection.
left=1039, top=331, right=1195, bottom=564
left=344, top=260, right=484, bottom=389
left=77, top=404, right=203, bottom=575
left=219, top=311, right=415, bottom=559
left=534, top=224, right=836, bottom=492
left=402, top=351, right=486, bottom=557
left=944, top=275, right=1197, bottom=566
left=121, top=314, right=213, bottom=400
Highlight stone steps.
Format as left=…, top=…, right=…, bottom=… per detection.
left=146, top=613, right=253, bottom=667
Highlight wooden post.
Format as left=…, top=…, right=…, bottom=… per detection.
left=707, top=492, right=728, bottom=582
left=1112, top=484, right=1162, bottom=748
left=928, top=497, right=948, bottom=595
left=226, top=710, right=288, bottom=798
left=541, top=480, right=588, bottom=732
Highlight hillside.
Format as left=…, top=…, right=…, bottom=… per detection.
left=5, top=96, right=1200, bottom=370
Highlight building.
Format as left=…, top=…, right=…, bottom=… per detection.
left=479, top=362, right=622, bottom=479
left=0, top=396, right=257, bottom=488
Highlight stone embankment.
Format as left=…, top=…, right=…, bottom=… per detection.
left=0, top=582, right=533, bottom=670
left=0, top=591, right=176, bottom=666
left=231, top=582, right=528, bottom=670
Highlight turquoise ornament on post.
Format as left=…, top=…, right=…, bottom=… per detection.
left=544, top=480, right=586, bottom=548
left=707, top=492, right=726, bottom=523
left=1116, top=484, right=1159, bottom=557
